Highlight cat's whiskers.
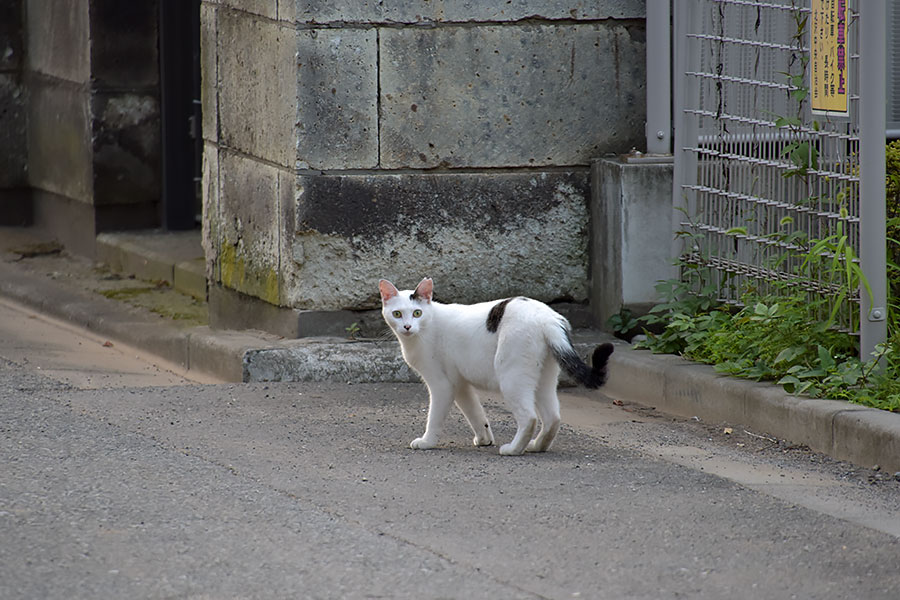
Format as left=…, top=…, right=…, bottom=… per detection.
left=372, top=328, right=396, bottom=342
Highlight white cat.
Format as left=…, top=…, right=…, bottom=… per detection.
left=379, top=278, right=614, bottom=455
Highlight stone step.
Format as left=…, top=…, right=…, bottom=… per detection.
left=96, top=231, right=207, bottom=301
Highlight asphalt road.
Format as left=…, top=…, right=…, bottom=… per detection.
left=1, top=299, right=899, bottom=599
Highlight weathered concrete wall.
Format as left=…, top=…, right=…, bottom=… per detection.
left=202, top=3, right=296, bottom=312
left=290, top=172, right=591, bottom=309
left=296, top=28, right=378, bottom=170
left=10, top=0, right=161, bottom=254
left=379, top=23, right=644, bottom=169
left=24, top=0, right=92, bottom=206
left=295, top=1, right=644, bottom=23
left=591, top=157, right=674, bottom=328
left=204, top=1, right=647, bottom=324
left=20, top=0, right=94, bottom=249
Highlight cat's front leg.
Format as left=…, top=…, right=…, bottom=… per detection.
left=454, top=386, right=494, bottom=447
left=410, top=379, right=454, bottom=450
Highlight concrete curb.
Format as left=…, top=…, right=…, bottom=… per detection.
left=96, top=232, right=207, bottom=301
left=604, top=340, right=900, bottom=473
left=0, top=260, right=263, bottom=383
left=242, top=339, right=603, bottom=387
left=244, top=339, right=419, bottom=384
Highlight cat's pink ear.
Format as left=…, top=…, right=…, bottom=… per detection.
left=413, top=278, right=433, bottom=303
left=379, top=279, right=399, bottom=303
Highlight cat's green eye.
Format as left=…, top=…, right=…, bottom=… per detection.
left=392, top=310, right=403, bottom=318
left=413, top=309, right=423, bottom=318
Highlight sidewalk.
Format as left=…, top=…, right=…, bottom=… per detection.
left=1, top=226, right=898, bottom=472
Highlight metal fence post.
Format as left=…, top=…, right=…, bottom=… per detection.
left=671, top=0, right=698, bottom=264
left=646, top=0, right=672, bottom=155
left=859, top=0, right=888, bottom=360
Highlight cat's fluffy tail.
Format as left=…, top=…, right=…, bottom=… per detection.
left=550, top=331, right=614, bottom=389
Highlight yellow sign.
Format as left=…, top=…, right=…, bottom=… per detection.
left=810, top=0, right=849, bottom=116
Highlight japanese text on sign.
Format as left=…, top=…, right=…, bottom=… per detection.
left=811, top=0, right=849, bottom=116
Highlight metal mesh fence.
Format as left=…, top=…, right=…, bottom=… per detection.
left=674, top=0, right=863, bottom=332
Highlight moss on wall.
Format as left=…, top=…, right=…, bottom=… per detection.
left=219, top=243, right=281, bottom=306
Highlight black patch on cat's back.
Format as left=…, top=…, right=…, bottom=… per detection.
left=486, top=298, right=515, bottom=333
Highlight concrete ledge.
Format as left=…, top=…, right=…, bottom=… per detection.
left=102, top=321, right=191, bottom=370
left=96, top=231, right=207, bottom=301
left=832, top=410, right=900, bottom=470
left=209, top=283, right=386, bottom=339
left=241, top=338, right=607, bottom=386
left=244, top=339, right=419, bottom=384
left=174, top=258, right=207, bottom=301
left=606, top=342, right=900, bottom=473
left=97, top=233, right=174, bottom=283
left=747, top=389, right=869, bottom=457
left=604, top=343, right=679, bottom=405
left=0, top=258, right=237, bottom=381
left=187, top=327, right=284, bottom=383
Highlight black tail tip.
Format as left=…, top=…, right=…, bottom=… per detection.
left=585, top=342, right=614, bottom=389
left=592, top=342, right=614, bottom=367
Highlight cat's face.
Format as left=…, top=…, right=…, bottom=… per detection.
left=379, top=278, right=433, bottom=338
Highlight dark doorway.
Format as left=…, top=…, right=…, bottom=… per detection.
left=159, top=0, right=201, bottom=230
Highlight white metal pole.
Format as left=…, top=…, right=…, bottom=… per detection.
left=646, top=0, right=672, bottom=155
left=858, top=0, right=888, bottom=360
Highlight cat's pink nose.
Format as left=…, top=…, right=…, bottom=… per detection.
left=404, top=324, right=411, bottom=330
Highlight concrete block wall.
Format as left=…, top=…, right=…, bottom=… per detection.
left=203, top=1, right=647, bottom=325
left=25, top=0, right=93, bottom=239
left=591, top=157, right=675, bottom=328
left=201, top=2, right=294, bottom=313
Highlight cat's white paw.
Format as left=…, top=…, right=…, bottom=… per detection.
left=499, top=442, right=526, bottom=456
left=410, top=436, right=437, bottom=450
left=473, top=426, right=494, bottom=447
left=526, top=438, right=550, bottom=453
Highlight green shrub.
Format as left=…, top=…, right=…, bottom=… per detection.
left=634, top=142, right=900, bottom=413
left=887, top=140, right=900, bottom=304
left=636, top=293, right=898, bottom=411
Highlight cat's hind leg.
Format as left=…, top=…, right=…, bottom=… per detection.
left=410, top=378, right=454, bottom=450
left=455, top=385, right=494, bottom=447
left=495, top=336, right=540, bottom=456
left=527, top=361, right=562, bottom=453
left=496, top=375, right=539, bottom=456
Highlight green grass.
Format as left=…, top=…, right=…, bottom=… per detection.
left=97, top=284, right=208, bottom=325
